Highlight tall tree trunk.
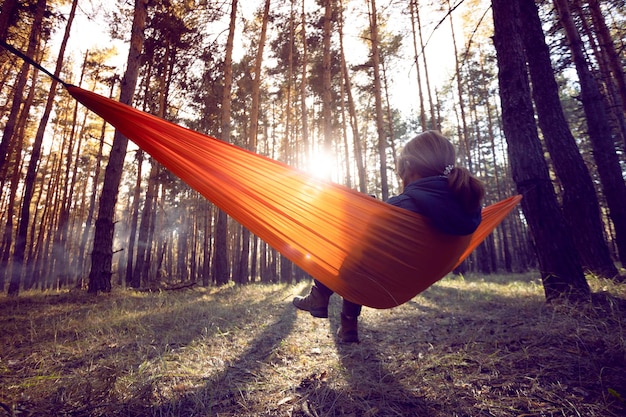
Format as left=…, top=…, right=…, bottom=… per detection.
left=300, top=0, right=310, bottom=166
left=9, top=0, right=77, bottom=296
left=238, top=0, right=271, bottom=284
left=0, top=84, right=33, bottom=291
left=415, top=0, right=436, bottom=129
left=368, top=0, right=389, bottom=200
left=23, top=152, right=55, bottom=290
left=571, top=0, right=626, bottom=161
left=0, top=52, right=40, bottom=292
left=88, top=0, right=148, bottom=293
left=322, top=0, right=333, bottom=157
left=553, top=0, right=626, bottom=268
left=126, top=150, right=144, bottom=287
left=75, top=78, right=116, bottom=288
left=51, top=51, right=89, bottom=287
left=213, top=0, right=238, bottom=285
left=447, top=0, right=471, bottom=170
left=133, top=160, right=158, bottom=287
left=0, top=0, right=17, bottom=41
left=338, top=0, right=366, bottom=192
left=519, top=0, right=618, bottom=278
left=0, top=0, right=43, bottom=181
left=587, top=0, right=626, bottom=132
left=409, top=0, right=427, bottom=130
left=202, top=201, right=211, bottom=286
left=492, top=0, right=589, bottom=301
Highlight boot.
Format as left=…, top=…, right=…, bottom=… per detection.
left=292, top=285, right=330, bottom=318
left=338, top=313, right=359, bottom=343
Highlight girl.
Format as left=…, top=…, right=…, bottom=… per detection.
left=293, top=130, right=485, bottom=343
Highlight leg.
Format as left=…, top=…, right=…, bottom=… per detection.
left=338, top=299, right=361, bottom=343
left=292, top=279, right=332, bottom=318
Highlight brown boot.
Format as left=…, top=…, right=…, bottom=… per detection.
left=293, top=285, right=330, bottom=318
left=338, top=313, right=359, bottom=343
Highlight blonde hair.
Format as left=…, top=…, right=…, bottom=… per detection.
left=397, top=130, right=485, bottom=212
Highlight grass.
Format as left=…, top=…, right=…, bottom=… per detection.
left=0, top=273, right=625, bottom=416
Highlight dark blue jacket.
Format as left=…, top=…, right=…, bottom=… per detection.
left=386, top=176, right=481, bottom=236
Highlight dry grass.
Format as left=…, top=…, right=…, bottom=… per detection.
left=0, top=273, right=625, bottom=417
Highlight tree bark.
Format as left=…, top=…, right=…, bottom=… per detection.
left=338, top=0, right=366, bottom=193
left=238, top=0, right=271, bottom=284
left=368, top=0, right=389, bottom=200
left=88, top=0, right=148, bottom=293
left=322, top=0, right=333, bottom=157
left=213, top=0, right=238, bottom=285
left=519, top=0, right=618, bottom=278
left=586, top=0, right=626, bottom=131
left=492, top=0, right=589, bottom=301
left=9, top=0, right=76, bottom=296
left=553, top=0, right=626, bottom=268
left=409, top=0, right=427, bottom=131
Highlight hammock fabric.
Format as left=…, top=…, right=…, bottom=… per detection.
left=66, top=85, right=521, bottom=309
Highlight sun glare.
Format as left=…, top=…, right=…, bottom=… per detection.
left=306, top=151, right=337, bottom=180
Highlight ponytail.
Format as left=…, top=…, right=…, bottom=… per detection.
left=447, top=166, right=485, bottom=212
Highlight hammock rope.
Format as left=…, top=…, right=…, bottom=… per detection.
left=0, top=40, right=521, bottom=308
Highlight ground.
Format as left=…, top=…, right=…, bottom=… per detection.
left=0, top=273, right=625, bottom=416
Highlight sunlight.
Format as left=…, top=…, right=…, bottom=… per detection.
left=305, top=150, right=337, bottom=180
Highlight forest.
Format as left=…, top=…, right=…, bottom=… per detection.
left=1, top=0, right=626, bottom=415
left=0, top=0, right=623, bottom=297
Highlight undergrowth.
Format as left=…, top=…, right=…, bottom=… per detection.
left=0, top=273, right=624, bottom=416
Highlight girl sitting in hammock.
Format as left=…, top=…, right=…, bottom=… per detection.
left=293, top=130, right=486, bottom=343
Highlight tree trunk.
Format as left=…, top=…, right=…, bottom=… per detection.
left=0, top=0, right=17, bottom=41
left=586, top=0, right=626, bottom=135
left=300, top=0, right=310, bottom=166
left=0, top=0, right=43, bottom=180
left=238, top=0, right=271, bottom=284
left=9, top=0, right=76, bottom=296
left=553, top=0, right=626, bottom=268
left=213, top=0, right=238, bottom=285
left=126, top=151, right=144, bottom=287
left=338, top=0, right=366, bottom=193
left=447, top=0, right=472, bottom=170
left=415, top=0, right=437, bottom=129
left=133, top=160, right=158, bottom=287
left=322, top=0, right=333, bottom=158
left=519, top=0, right=618, bottom=278
left=492, top=0, right=589, bottom=301
left=51, top=51, right=89, bottom=287
left=0, top=53, right=41, bottom=292
left=368, top=0, right=389, bottom=200
left=88, top=0, right=148, bottom=293
left=409, top=0, right=427, bottom=131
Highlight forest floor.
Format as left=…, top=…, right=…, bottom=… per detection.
left=0, top=273, right=625, bottom=417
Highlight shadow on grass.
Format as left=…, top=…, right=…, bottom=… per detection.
left=283, top=288, right=435, bottom=416
left=370, top=281, right=625, bottom=416
left=131, top=292, right=298, bottom=416
left=286, top=276, right=626, bottom=416
left=2, top=277, right=624, bottom=417
left=0, top=286, right=296, bottom=417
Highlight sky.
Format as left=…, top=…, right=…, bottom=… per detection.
left=49, top=0, right=487, bottom=137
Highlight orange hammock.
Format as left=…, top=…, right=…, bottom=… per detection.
left=66, top=85, right=521, bottom=309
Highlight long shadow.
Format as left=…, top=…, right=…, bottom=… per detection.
left=0, top=287, right=295, bottom=416
left=297, top=278, right=626, bottom=416
left=289, top=295, right=436, bottom=417
left=140, top=292, right=298, bottom=416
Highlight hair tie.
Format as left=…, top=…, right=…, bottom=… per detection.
left=443, top=164, right=454, bottom=176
